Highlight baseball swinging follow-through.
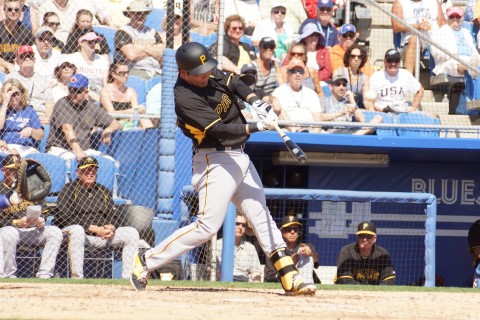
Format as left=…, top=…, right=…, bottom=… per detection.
left=130, top=42, right=316, bottom=295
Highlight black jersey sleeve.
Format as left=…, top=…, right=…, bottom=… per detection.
left=335, top=244, right=358, bottom=285
left=468, top=220, right=480, bottom=253
left=379, top=248, right=396, bottom=285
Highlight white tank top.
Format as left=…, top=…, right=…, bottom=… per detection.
left=121, top=25, right=161, bottom=77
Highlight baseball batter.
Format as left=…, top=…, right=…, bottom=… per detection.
left=130, top=42, right=316, bottom=295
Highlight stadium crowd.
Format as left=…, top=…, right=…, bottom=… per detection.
left=0, top=0, right=478, bottom=286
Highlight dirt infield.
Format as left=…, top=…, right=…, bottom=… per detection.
left=0, top=282, right=479, bottom=319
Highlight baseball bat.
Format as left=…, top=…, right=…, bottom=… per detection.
left=273, top=123, right=308, bottom=164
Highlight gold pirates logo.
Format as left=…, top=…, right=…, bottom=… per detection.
left=199, top=54, right=206, bottom=65
left=362, top=223, right=368, bottom=230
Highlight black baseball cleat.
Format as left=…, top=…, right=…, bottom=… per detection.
left=285, top=273, right=316, bottom=296
left=130, top=250, right=149, bottom=291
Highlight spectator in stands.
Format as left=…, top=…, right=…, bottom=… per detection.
left=100, top=60, right=153, bottom=130
left=0, top=0, right=34, bottom=73
left=0, top=154, right=63, bottom=279
left=32, top=26, right=61, bottom=79
left=431, top=7, right=480, bottom=115
left=272, top=59, right=323, bottom=133
left=297, top=22, right=332, bottom=82
left=30, top=0, right=114, bottom=44
left=53, top=156, right=140, bottom=279
left=264, top=215, right=318, bottom=284
left=334, top=44, right=370, bottom=109
left=251, top=3, right=294, bottom=61
left=320, top=71, right=382, bottom=135
left=335, top=221, right=396, bottom=285
left=41, top=11, right=64, bottom=50
left=299, top=0, right=339, bottom=48
left=249, top=37, right=284, bottom=95
left=330, top=23, right=374, bottom=78
left=369, top=49, right=424, bottom=114
left=46, top=73, right=121, bottom=160
left=159, top=8, right=185, bottom=50
left=0, top=79, right=43, bottom=156
left=259, top=0, right=307, bottom=32
left=210, top=14, right=256, bottom=75
left=223, top=0, right=261, bottom=36
left=281, top=42, right=323, bottom=96
left=114, top=0, right=164, bottom=80
left=61, top=31, right=110, bottom=101
left=391, top=0, right=446, bottom=74
left=188, top=0, right=219, bottom=36
left=50, top=61, right=76, bottom=103
left=6, top=45, right=54, bottom=123
left=63, top=9, right=110, bottom=57
left=467, top=219, right=480, bottom=287
left=215, top=212, right=262, bottom=282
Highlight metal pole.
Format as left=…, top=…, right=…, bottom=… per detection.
left=216, top=0, right=225, bottom=70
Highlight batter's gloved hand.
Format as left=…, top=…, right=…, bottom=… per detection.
left=15, top=159, right=52, bottom=202
left=257, top=118, right=277, bottom=131
left=251, top=100, right=277, bottom=122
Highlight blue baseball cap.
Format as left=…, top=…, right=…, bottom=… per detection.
left=68, top=74, right=89, bottom=89
left=340, top=23, right=356, bottom=35
left=317, top=0, right=333, bottom=9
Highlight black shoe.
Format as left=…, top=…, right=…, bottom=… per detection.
left=130, top=250, right=149, bottom=291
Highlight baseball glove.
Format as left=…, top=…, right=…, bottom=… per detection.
left=14, top=159, right=52, bottom=202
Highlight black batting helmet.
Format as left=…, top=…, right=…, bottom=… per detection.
left=176, top=42, right=218, bottom=75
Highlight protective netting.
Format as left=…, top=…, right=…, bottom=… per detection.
left=0, top=0, right=467, bottom=281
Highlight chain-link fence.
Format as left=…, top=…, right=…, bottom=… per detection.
left=0, top=0, right=477, bottom=281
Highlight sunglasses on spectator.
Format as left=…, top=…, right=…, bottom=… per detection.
left=318, top=7, right=332, bottom=12
left=131, top=11, right=148, bottom=16
left=386, top=58, right=400, bottom=64
left=235, top=222, right=247, bottom=227
left=61, top=62, right=74, bottom=69
left=6, top=7, right=20, bottom=13
left=114, top=70, right=129, bottom=76
left=358, top=234, right=374, bottom=240
left=350, top=54, right=362, bottom=59
left=333, top=81, right=347, bottom=87
left=83, top=40, right=98, bottom=45
left=273, top=10, right=286, bottom=15
left=262, top=44, right=275, bottom=50
left=282, top=227, right=299, bottom=233
left=288, top=68, right=305, bottom=75
left=342, top=32, right=356, bottom=39
left=38, top=37, right=53, bottom=43
left=19, top=53, right=34, bottom=60
left=448, top=15, right=462, bottom=20
left=10, top=91, right=21, bottom=98
left=291, top=51, right=305, bottom=57
left=230, top=26, right=243, bottom=31
left=69, top=87, right=86, bottom=94
left=47, top=21, right=60, bottom=27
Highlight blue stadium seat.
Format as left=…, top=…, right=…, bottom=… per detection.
left=189, top=31, right=218, bottom=47
left=362, top=111, right=397, bottom=137
left=126, top=75, right=147, bottom=105
left=92, top=25, right=116, bottom=58
left=69, top=155, right=129, bottom=205
left=24, top=153, right=69, bottom=203
left=145, top=8, right=165, bottom=32
left=397, top=113, right=440, bottom=138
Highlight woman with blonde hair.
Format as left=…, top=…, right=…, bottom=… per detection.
left=100, top=60, right=153, bottom=130
left=0, top=79, right=44, bottom=156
